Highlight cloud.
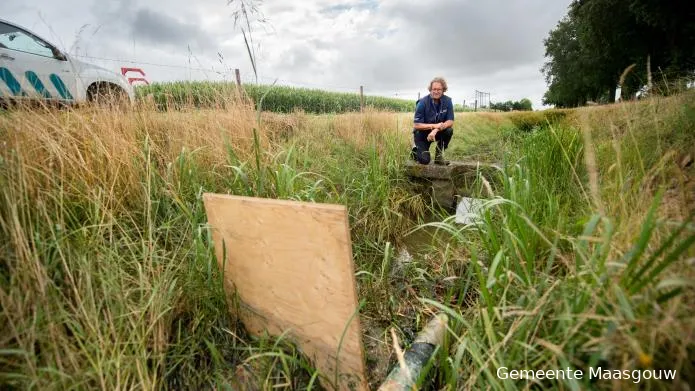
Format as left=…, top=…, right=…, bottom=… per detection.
left=4, top=0, right=574, bottom=108
left=131, top=9, right=215, bottom=52
left=247, top=0, right=572, bottom=108
left=379, top=0, right=567, bottom=75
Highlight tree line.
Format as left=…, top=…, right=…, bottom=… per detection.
left=542, top=0, right=695, bottom=107
left=490, top=98, right=533, bottom=112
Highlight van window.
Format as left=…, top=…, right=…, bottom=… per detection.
left=0, top=22, right=55, bottom=58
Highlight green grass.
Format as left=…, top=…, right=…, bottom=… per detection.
left=409, top=92, right=695, bottom=390
left=1, top=91, right=694, bottom=390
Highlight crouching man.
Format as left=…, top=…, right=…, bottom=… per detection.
left=411, top=77, right=454, bottom=165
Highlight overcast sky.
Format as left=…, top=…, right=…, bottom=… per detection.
left=4, top=0, right=573, bottom=109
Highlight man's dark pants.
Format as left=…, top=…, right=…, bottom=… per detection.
left=412, top=127, right=453, bottom=164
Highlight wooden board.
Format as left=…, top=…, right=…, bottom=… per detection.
left=202, top=194, right=367, bottom=390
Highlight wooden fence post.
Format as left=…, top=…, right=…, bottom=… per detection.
left=360, top=85, right=364, bottom=112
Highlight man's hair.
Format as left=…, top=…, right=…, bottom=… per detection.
left=428, top=77, right=448, bottom=92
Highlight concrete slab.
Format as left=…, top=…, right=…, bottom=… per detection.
left=404, top=160, right=501, bottom=210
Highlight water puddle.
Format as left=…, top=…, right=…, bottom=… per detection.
left=455, top=196, right=485, bottom=225
left=398, top=196, right=486, bottom=259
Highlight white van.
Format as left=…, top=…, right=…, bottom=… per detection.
left=0, top=18, right=134, bottom=105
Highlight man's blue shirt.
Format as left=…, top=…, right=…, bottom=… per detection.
left=414, top=95, right=455, bottom=126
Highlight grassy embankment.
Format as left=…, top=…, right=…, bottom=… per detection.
left=1, top=90, right=694, bottom=390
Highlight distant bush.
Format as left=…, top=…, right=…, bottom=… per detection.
left=454, top=103, right=472, bottom=112
left=491, top=98, right=533, bottom=112
left=507, top=111, right=546, bottom=131
left=541, top=108, right=569, bottom=124
left=507, top=109, right=570, bottom=131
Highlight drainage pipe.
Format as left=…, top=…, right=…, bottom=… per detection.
left=377, top=313, right=449, bottom=391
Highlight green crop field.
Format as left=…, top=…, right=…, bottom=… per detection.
left=135, top=81, right=469, bottom=114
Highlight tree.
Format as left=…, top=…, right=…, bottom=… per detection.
left=518, top=98, right=533, bottom=111
left=490, top=99, right=533, bottom=111
left=542, top=16, right=598, bottom=107
left=627, top=0, right=695, bottom=93
left=542, top=0, right=695, bottom=107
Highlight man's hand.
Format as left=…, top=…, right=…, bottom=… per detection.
left=427, top=123, right=443, bottom=141
left=427, top=129, right=437, bottom=141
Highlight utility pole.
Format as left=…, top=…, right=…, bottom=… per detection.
left=474, top=90, right=492, bottom=111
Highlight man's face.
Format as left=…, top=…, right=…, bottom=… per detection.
left=430, top=82, right=444, bottom=99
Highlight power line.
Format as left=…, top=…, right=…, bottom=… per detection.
left=72, top=54, right=432, bottom=100
left=252, top=75, right=357, bottom=92
left=72, top=54, right=237, bottom=74
left=74, top=53, right=361, bottom=91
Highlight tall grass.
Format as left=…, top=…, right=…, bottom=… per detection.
left=1, top=90, right=694, bottom=390
left=413, top=91, right=695, bottom=390
left=0, top=97, right=425, bottom=389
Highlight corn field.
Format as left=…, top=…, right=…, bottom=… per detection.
left=135, top=81, right=427, bottom=113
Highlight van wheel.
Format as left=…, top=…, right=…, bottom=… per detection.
left=87, top=83, right=128, bottom=109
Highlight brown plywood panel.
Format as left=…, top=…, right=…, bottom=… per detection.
left=202, top=194, right=367, bottom=390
